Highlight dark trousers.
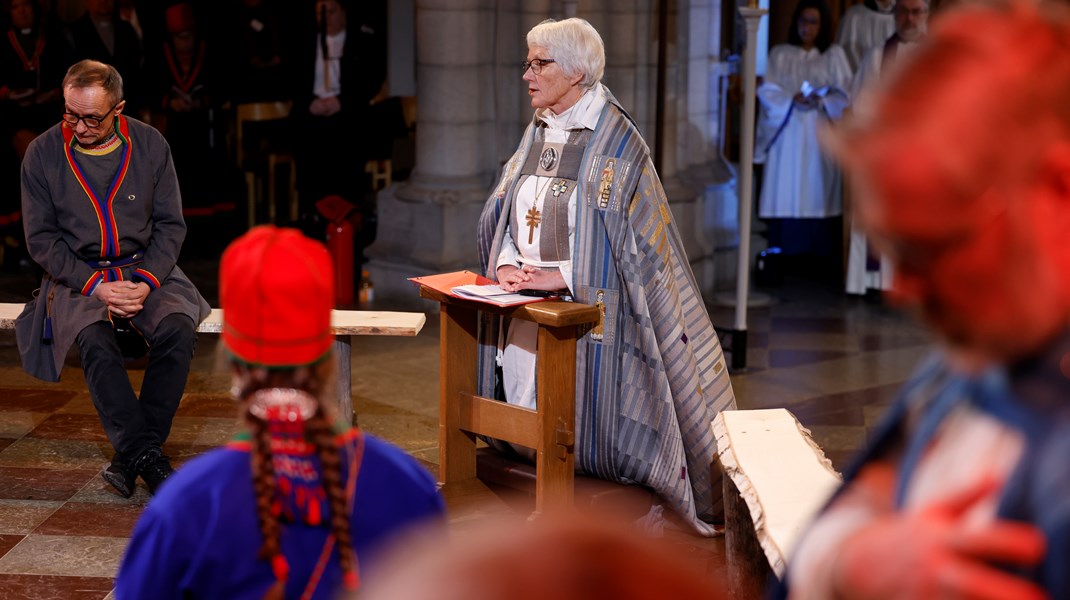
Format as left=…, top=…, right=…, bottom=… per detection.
left=75, top=314, right=197, bottom=466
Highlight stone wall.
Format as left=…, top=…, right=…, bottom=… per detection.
left=368, top=0, right=739, bottom=309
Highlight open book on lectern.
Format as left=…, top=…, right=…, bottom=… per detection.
left=408, top=270, right=545, bottom=307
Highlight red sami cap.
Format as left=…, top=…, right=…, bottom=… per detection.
left=165, top=3, right=195, bottom=34
left=220, top=226, right=335, bottom=367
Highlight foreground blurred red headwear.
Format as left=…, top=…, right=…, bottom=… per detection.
left=220, top=226, right=335, bottom=368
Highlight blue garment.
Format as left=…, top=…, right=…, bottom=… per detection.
left=115, top=433, right=445, bottom=599
left=776, top=331, right=1070, bottom=598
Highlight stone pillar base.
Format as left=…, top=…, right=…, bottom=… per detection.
left=364, top=176, right=487, bottom=311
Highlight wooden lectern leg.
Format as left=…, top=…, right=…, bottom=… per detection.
left=439, top=303, right=479, bottom=484
left=533, top=324, right=577, bottom=514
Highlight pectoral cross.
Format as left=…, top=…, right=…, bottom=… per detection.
left=525, top=206, right=542, bottom=244
left=552, top=180, right=569, bottom=198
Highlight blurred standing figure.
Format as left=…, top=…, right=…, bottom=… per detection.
left=836, top=0, right=896, bottom=71
left=234, top=0, right=286, bottom=102
left=755, top=0, right=851, bottom=258
left=849, top=0, right=931, bottom=107
left=292, top=0, right=385, bottom=223
left=845, top=0, right=930, bottom=296
left=0, top=0, right=69, bottom=261
left=783, top=3, right=1070, bottom=598
left=0, top=0, right=68, bottom=157
left=66, top=0, right=144, bottom=114
left=479, top=18, right=735, bottom=536
left=115, top=226, right=445, bottom=599
left=151, top=2, right=232, bottom=220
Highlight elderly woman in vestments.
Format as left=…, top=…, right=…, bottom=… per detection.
left=756, top=0, right=852, bottom=259
left=476, top=18, right=736, bottom=536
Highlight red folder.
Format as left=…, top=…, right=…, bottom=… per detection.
left=408, top=270, right=494, bottom=297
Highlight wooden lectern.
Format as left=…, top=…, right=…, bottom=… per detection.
left=419, top=286, right=599, bottom=515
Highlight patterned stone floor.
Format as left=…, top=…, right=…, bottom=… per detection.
left=0, top=257, right=930, bottom=598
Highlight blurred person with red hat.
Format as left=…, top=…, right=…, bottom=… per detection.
left=114, top=225, right=444, bottom=600
left=779, top=2, right=1070, bottom=598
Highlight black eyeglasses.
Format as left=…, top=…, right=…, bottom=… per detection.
left=522, top=58, right=556, bottom=75
left=62, top=101, right=121, bottom=129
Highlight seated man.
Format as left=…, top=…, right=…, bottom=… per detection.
left=783, top=3, right=1070, bottom=598
left=16, top=60, right=210, bottom=497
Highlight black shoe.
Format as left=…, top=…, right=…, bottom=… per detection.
left=134, top=447, right=175, bottom=495
left=102, top=462, right=136, bottom=498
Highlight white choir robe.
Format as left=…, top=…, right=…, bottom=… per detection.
left=836, top=2, right=895, bottom=71
left=844, top=41, right=921, bottom=295
left=755, top=44, right=852, bottom=219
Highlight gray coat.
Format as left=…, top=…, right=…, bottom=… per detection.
left=15, top=115, right=209, bottom=381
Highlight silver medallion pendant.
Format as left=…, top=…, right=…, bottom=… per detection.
left=540, top=147, right=558, bottom=171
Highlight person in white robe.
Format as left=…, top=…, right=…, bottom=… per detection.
left=836, top=0, right=896, bottom=71
left=755, top=0, right=851, bottom=249
left=845, top=0, right=930, bottom=296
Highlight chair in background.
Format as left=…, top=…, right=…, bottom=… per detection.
left=364, top=159, right=392, bottom=192
left=235, top=101, right=298, bottom=229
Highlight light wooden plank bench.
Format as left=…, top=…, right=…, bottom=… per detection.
left=0, top=303, right=426, bottom=423
left=713, top=408, right=843, bottom=598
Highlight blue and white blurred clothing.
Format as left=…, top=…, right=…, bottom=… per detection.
left=784, top=331, right=1070, bottom=598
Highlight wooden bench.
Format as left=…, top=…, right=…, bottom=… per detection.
left=418, top=286, right=599, bottom=516
left=0, top=303, right=426, bottom=423
left=713, top=408, right=842, bottom=597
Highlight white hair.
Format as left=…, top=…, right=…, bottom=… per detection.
left=526, top=18, right=605, bottom=89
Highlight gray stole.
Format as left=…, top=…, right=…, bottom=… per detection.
left=509, top=126, right=592, bottom=263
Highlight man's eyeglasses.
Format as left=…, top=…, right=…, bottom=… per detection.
left=62, top=101, right=121, bottom=129
left=522, top=58, right=556, bottom=75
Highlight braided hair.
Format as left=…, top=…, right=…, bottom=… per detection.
left=233, top=355, right=360, bottom=596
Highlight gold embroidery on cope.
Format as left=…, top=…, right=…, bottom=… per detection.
left=591, top=289, right=606, bottom=341
left=598, top=158, right=615, bottom=208
left=495, top=156, right=520, bottom=199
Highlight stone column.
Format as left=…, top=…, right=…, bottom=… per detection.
left=707, top=1, right=744, bottom=291
left=366, top=0, right=498, bottom=309
left=682, top=0, right=741, bottom=294
left=653, top=0, right=721, bottom=296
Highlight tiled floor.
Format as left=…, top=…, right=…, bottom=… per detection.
left=0, top=257, right=930, bottom=598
